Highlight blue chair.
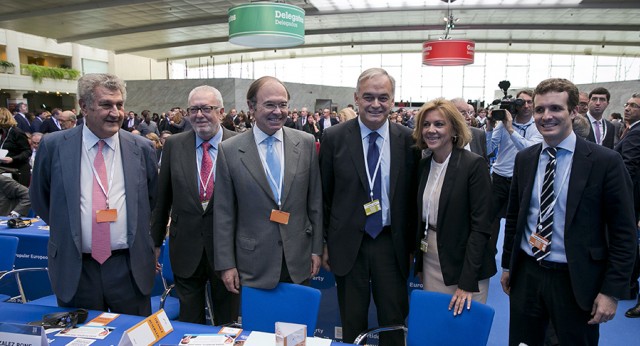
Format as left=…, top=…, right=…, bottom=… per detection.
left=355, top=290, right=495, bottom=346
left=0, top=235, right=19, bottom=301
left=241, top=282, right=321, bottom=337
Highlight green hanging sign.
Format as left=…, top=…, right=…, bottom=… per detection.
left=228, top=3, right=305, bottom=48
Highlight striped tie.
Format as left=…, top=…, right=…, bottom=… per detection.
left=533, top=147, right=557, bottom=261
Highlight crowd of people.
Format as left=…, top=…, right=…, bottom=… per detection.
left=1, top=68, right=639, bottom=346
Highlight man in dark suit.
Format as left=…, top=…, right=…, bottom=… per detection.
left=500, top=78, right=636, bottom=345
left=39, top=108, right=62, bottom=134
left=151, top=85, right=239, bottom=325
left=320, top=68, right=417, bottom=345
left=13, top=102, right=31, bottom=134
left=585, top=87, right=616, bottom=149
left=30, top=73, right=158, bottom=316
left=452, top=98, right=488, bottom=163
left=122, top=111, right=140, bottom=132
left=318, top=108, right=338, bottom=139
left=0, top=174, right=30, bottom=217
left=614, top=93, right=640, bottom=318
left=30, top=111, right=46, bottom=133
left=214, top=76, right=323, bottom=293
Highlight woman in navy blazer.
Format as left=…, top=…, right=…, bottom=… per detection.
left=413, top=98, right=496, bottom=315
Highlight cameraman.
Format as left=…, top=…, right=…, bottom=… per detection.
left=485, top=89, right=543, bottom=251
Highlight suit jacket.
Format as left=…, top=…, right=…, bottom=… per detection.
left=30, top=125, right=158, bottom=303
left=414, top=148, right=496, bottom=291
left=319, top=119, right=418, bottom=278
left=586, top=117, right=616, bottom=149
left=0, top=174, right=30, bottom=216
left=30, top=117, right=44, bottom=133
left=503, top=137, right=637, bottom=310
left=151, top=128, right=236, bottom=278
left=213, top=127, right=323, bottom=289
left=469, top=127, right=488, bottom=163
left=614, top=124, right=640, bottom=218
left=0, top=126, right=31, bottom=186
left=14, top=113, right=31, bottom=133
left=122, top=118, right=141, bottom=132
left=39, top=118, right=60, bottom=134
left=318, top=117, right=339, bottom=138
left=302, top=123, right=321, bottom=142
left=138, top=120, right=159, bottom=137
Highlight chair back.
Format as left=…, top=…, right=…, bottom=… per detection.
left=161, top=238, right=174, bottom=287
left=241, top=283, right=321, bottom=337
left=406, top=290, right=495, bottom=346
left=0, top=236, right=19, bottom=272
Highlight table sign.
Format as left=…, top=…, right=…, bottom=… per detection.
left=0, top=322, right=47, bottom=346
left=118, top=309, right=173, bottom=346
left=86, top=312, right=120, bottom=326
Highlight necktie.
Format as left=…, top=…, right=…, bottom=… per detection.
left=92, top=140, right=111, bottom=264
left=533, top=147, right=557, bottom=261
left=594, top=121, right=602, bottom=145
left=200, top=142, right=214, bottom=201
left=365, top=132, right=383, bottom=238
left=265, top=136, right=281, bottom=202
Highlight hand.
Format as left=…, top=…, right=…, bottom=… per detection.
left=449, top=288, right=473, bottom=316
left=311, top=254, right=321, bottom=277
left=321, top=244, right=331, bottom=272
left=154, top=247, right=162, bottom=273
left=221, top=268, right=240, bottom=294
left=588, top=293, right=618, bottom=324
left=0, top=157, right=13, bottom=164
left=502, top=110, right=515, bottom=134
left=500, top=271, right=511, bottom=295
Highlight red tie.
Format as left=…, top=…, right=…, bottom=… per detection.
left=92, top=140, right=111, bottom=264
left=200, top=142, right=214, bottom=201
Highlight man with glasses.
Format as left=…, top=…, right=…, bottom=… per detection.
left=577, top=92, right=589, bottom=116
left=214, top=76, right=323, bottom=293
left=151, top=85, right=239, bottom=325
left=452, top=98, right=487, bottom=163
left=58, top=110, right=77, bottom=130
left=585, top=87, right=617, bottom=149
left=615, top=93, right=640, bottom=318
left=485, top=89, right=544, bottom=251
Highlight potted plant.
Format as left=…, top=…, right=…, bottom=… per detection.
left=20, top=64, right=81, bottom=83
left=0, top=60, right=15, bottom=74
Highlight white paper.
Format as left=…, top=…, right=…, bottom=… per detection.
left=244, top=331, right=331, bottom=346
left=56, top=326, right=114, bottom=339
left=0, top=149, right=8, bottom=159
left=65, top=338, right=96, bottom=345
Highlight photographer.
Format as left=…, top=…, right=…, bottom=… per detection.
left=485, top=89, right=543, bottom=251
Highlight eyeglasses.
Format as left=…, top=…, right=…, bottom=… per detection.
left=262, top=102, right=289, bottom=111
left=624, top=102, right=640, bottom=109
left=187, top=105, right=220, bottom=115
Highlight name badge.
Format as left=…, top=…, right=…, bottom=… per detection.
left=96, top=209, right=117, bottom=223
left=270, top=209, right=290, bottom=225
left=420, top=238, right=428, bottom=253
left=363, top=199, right=381, bottom=216
left=529, top=232, right=550, bottom=252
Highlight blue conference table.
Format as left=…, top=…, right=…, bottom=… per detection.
left=0, top=302, right=352, bottom=345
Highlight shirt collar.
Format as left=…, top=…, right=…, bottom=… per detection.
left=586, top=113, right=601, bottom=123
left=253, top=126, right=283, bottom=144
left=542, top=131, right=576, bottom=154
left=82, top=125, right=118, bottom=151
left=513, top=117, right=534, bottom=127
left=196, top=126, right=223, bottom=150
left=358, top=117, right=389, bottom=141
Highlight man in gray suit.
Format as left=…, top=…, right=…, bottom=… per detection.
left=30, top=73, right=158, bottom=315
left=0, top=174, right=30, bottom=217
left=151, top=85, right=239, bottom=325
left=214, top=76, right=323, bottom=293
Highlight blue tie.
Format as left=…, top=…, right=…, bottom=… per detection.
left=365, top=132, right=383, bottom=238
left=265, top=136, right=281, bottom=202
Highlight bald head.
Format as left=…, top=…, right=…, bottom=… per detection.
left=59, top=110, right=76, bottom=129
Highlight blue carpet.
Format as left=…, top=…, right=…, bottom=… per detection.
left=486, top=220, right=639, bottom=345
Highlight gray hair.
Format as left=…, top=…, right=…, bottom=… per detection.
left=356, top=68, right=396, bottom=98
left=77, top=73, right=127, bottom=107
left=188, top=85, right=224, bottom=108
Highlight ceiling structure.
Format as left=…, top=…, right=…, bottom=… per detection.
left=0, top=0, right=638, bottom=65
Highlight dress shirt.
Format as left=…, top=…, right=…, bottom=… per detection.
left=53, top=118, right=61, bottom=130
left=80, top=125, right=128, bottom=252
left=358, top=118, right=391, bottom=227
left=195, top=127, right=223, bottom=184
left=586, top=113, right=607, bottom=145
left=486, top=118, right=543, bottom=178
left=253, top=126, right=285, bottom=203
left=322, top=118, right=332, bottom=129
left=520, top=132, right=576, bottom=263
left=422, top=154, right=451, bottom=228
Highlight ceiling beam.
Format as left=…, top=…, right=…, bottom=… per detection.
left=0, top=0, right=165, bottom=22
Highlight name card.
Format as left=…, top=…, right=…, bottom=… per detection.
left=0, top=323, right=47, bottom=346
left=118, top=309, right=173, bottom=346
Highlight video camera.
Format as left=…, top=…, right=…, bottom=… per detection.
left=490, top=80, right=524, bottom=121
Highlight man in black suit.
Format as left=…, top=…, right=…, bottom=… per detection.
left=30, top=111, right=46, bottom=133
left=151, top=85, right=239, bottom=325
left=585, top=87, right=617, bottom=149
left=39, top=108, right=62, bottom=134
left=318, top=108, right=338, bottom=139
left=320, top=68, right=416, bottom=345
left=13, top=102, right=31, bottom=134
left=501, top=78, right=636, bottom=345
left=614, top=93, right=640, bottom=318
left=122, top=111, right=140, bottom=132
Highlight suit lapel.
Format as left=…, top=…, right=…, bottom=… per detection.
left=519, top=145, right=542, bottom=221
left=60, top=126, right=83, bottom=253
left=388, top=123, right=403, bottom=205
left=280, top=128, right=301, bottom=207
left=239, top=129, right=276, bottom=202
left=178, top=131, right=201, bottom=209
left=120, top=130, right=142, bottom=245
left=565, top=138, right=592, bottom=228
left=345, top=120, right=369, bottom=194
left=436, top=149, right=460, bottom=227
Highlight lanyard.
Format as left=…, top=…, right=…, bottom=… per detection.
left=594, top=120, right=607, bottom=145
left=423, top=153, right=451, bottom=236
left=197, top=144, right=215, bottom=199
left=363, top=133, right=387, bottom=201
left=513, top=122, right=532, bottom=136
left=257, top=138, right=283, bottom=207
left=0, top=127, right=11, bottom=149
left=83, top=140, right=117, bottom=208
left=536, top=149, right=571, bottom=225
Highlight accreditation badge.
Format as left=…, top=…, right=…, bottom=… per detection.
left=363, top=199, right=381, bottom=216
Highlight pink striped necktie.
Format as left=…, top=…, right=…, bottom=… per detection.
left=92, top=140, right=111, bottom=264
left=200, top=141, right=214, bottom=201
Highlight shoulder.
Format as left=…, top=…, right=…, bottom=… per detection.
left=220, top=129, right=251, bottom=149
left=222, top=127, right=238, bottom=139
left=515, top=142, right=542, bottom=161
